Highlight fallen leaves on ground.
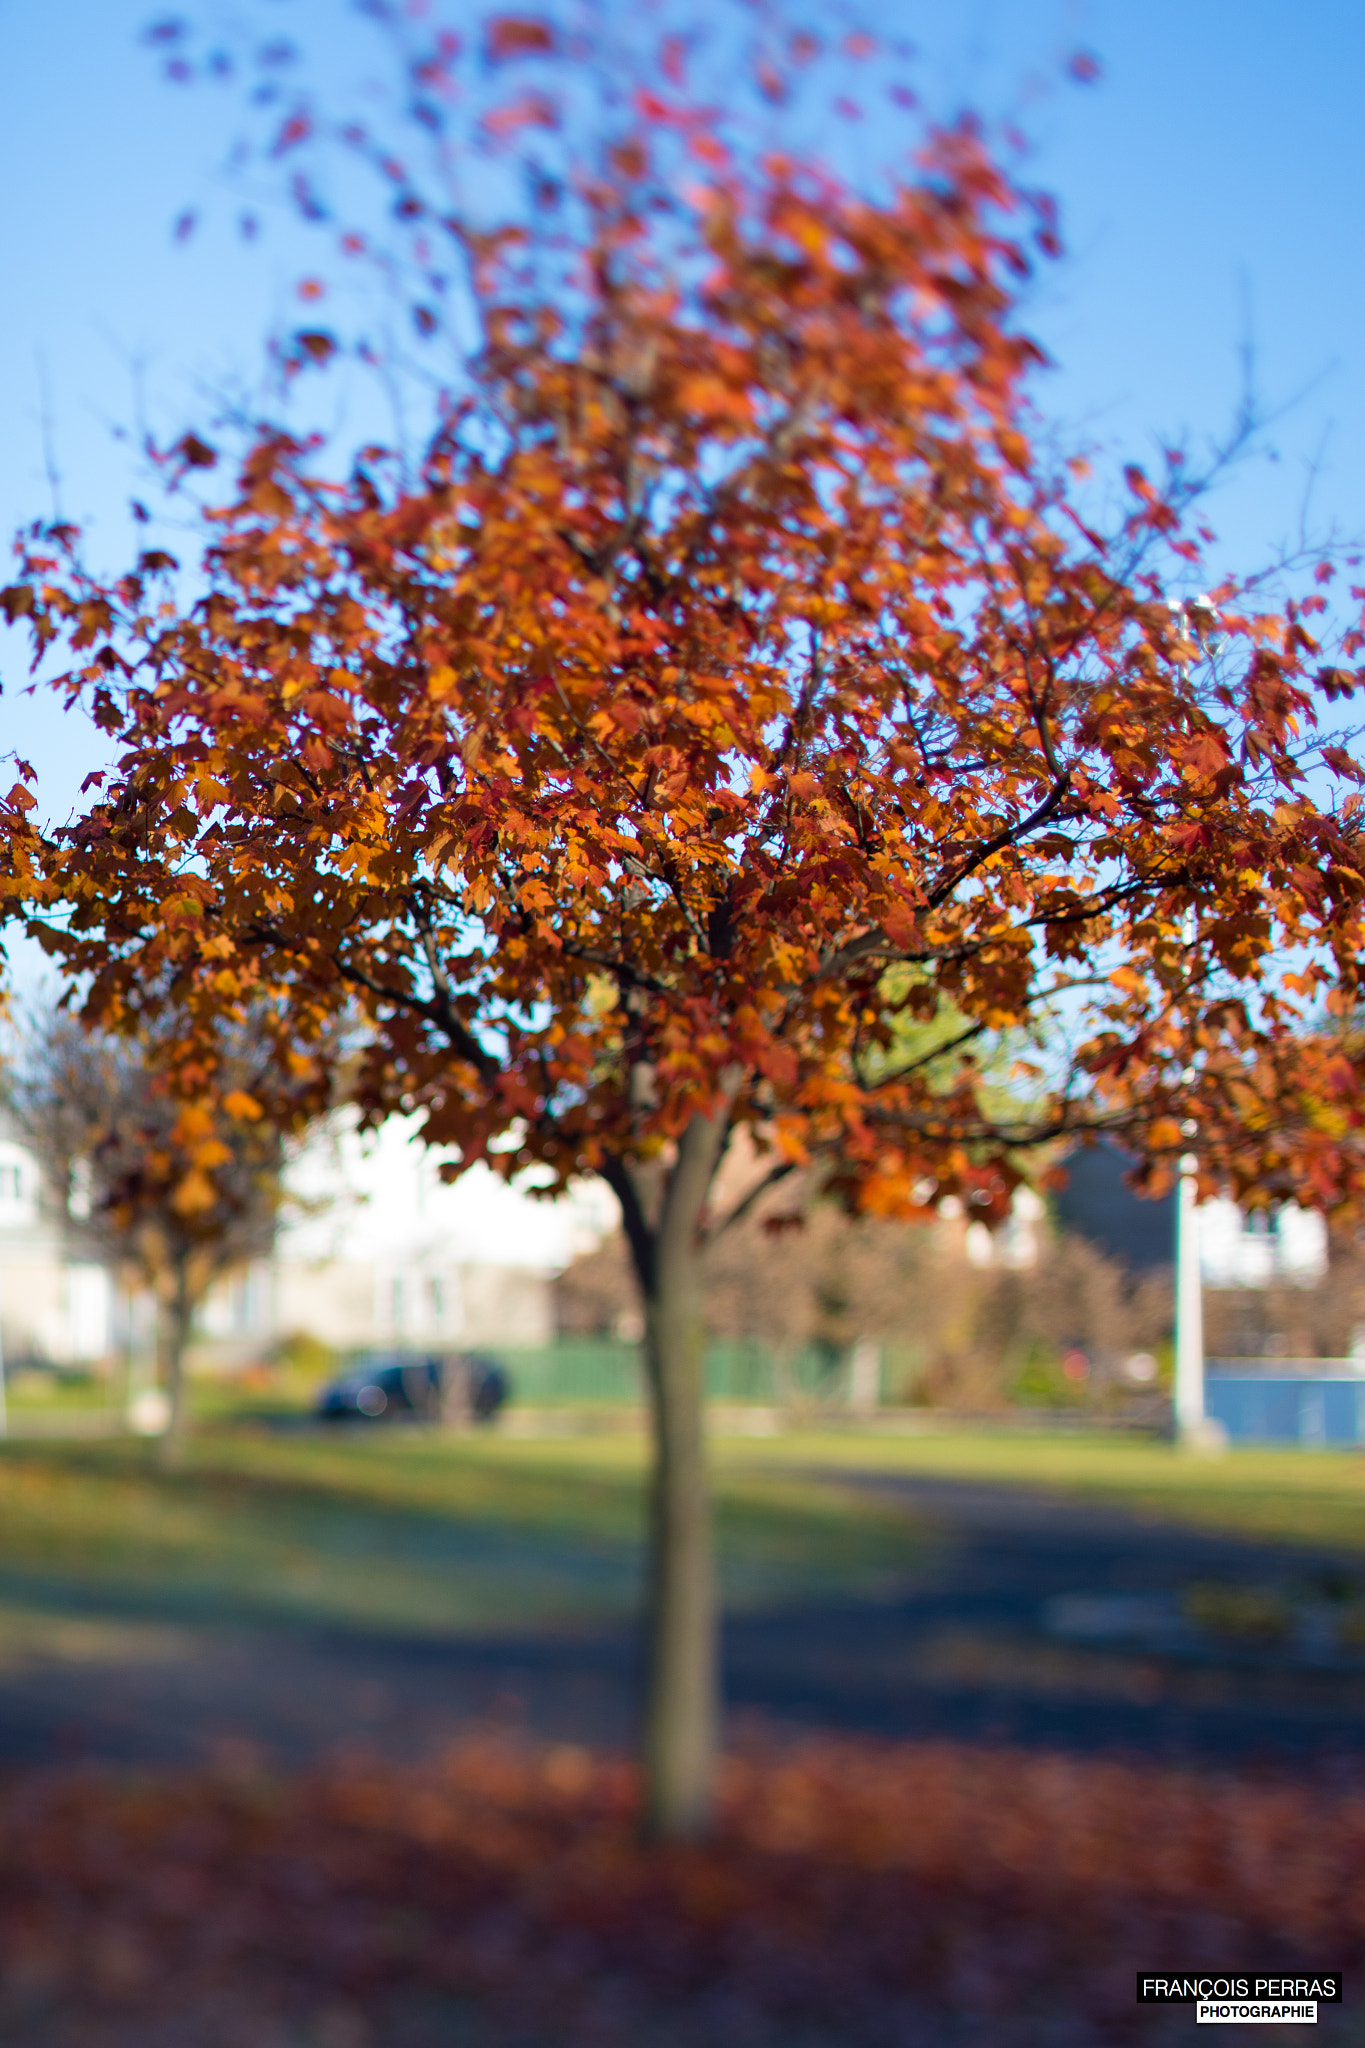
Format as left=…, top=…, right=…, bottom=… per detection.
left=2, top=1734, right=1359, bottom=2045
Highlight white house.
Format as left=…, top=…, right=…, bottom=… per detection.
left=948, top=1163, right=1328, bottom=1291
left=0, top=1110, right=615, bottom=1370
left=1195, top=1197, right=1327, bottom=1289
left=0, top=1123, right=114, bottom=1368
left=199, top=1113, right=615, bottom=1359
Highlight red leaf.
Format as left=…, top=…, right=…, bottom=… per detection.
left=173, top=434, right=217, bottom=471
left=294, top=330, right=338, bottom=364
left=486, top=15, right=556, bottom=62
left=1322, top=745, right=1365, bottom=784
left=273, top=111, right=311, bottom=156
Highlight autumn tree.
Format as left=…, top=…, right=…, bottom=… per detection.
left=566, top=1188, right=1173, bottom=1411
left=701, top=1177, right=932, bottom=1395
left=9, top=12, right=1365, bottom=1834
left=6, top=1008, right=312, bottom=1466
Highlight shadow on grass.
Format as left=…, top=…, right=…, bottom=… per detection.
left=0, top=1432, right=924, bottom=1645
left=0, top=1438, right=642, bottom=1639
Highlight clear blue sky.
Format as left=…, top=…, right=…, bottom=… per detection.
left=2, top=0, right=1363, bottom=827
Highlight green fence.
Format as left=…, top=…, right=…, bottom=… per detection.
left=495, top=1338, right=904, bottom=1406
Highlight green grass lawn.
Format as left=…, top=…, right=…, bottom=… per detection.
left=731, top=1426, right=1365, bottom=1551
left=0, top=1427, right=922, bottom=1644
left=5, top=1401, right=1364, bottom=1669
left=4, top=1369, right=115, bottom=1411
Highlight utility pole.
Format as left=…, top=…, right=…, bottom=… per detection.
left=1174, top=1150, right=1205, bottom=1443
left=1170, top=603, right=1224, bottom=1452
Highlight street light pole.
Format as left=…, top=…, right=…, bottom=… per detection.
left=1169, top=604, right=1224, bottom=1452
left=1174, top=1149, right=1205, bottom=1442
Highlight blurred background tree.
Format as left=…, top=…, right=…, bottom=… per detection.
left=5, top=1007, right=308, bottom=1466
left=560, top=1189, right=1172, bottom=1414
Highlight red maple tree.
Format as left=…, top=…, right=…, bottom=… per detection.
left=7, top=13, right=1365, bottom=1834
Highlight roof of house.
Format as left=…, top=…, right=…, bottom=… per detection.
left=1052, top=1139, right=1176, bottom=1272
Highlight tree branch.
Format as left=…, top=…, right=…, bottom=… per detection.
left=925, top=772, right=1073, bottom=910
left=859, top=1019, right=990, bottom=1093
left=601, top=1152, right=655, bottom=1294
left=704, top=1156, right=797, bottom=1242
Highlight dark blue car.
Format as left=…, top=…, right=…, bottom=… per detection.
left=316, top=1352, right=509, bottom=1423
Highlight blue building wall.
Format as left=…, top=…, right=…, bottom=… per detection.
left=1206, top=1372, right=1365, bottom=1447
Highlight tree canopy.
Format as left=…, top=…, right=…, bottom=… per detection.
left=12, top=131, right=1365, bottom=1215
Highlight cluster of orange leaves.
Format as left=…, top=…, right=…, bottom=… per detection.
left=3, top=1734, right=1361, bottom=2046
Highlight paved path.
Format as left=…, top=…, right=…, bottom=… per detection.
left=726, top=1471, right=1365, bottom=1766
left=3, top=1471, right=1364, bottom=1773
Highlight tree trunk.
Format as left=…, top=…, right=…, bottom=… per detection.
left=609, top=1106, right=731, bottom=1842
left=440, top=1351, right=472, bottom=1429
left=156, top=1266, right=193, bottom=1472
left=640, top=1220, right=714, bottom=1839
